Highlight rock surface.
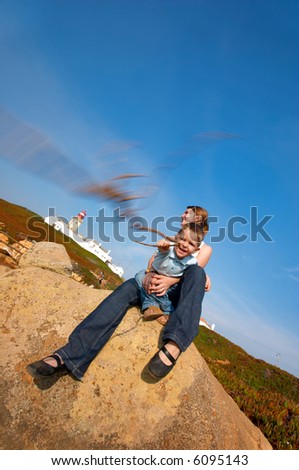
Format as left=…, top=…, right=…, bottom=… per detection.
left=19, top=241, right=73, bottom=274
left=0, top=244, right=272, bottom=450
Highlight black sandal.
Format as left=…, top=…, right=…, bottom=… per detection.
left=26, top=354, right=67, bottom=378
left=148, top=346, right=179, bottom=379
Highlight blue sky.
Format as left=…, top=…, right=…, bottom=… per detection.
left=0, top=0, right=298, bottom=377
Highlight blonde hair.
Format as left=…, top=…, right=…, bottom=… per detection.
left=187, top=206, right=209, bottom=235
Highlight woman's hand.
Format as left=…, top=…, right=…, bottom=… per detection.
left=205, top=274, right=212, bottom=292
left=142, top=273, right=179, bottom=296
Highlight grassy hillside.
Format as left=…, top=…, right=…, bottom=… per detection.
left=0, top=198, right=122, bottom=290
left=194, top=327, right=299, bottom=450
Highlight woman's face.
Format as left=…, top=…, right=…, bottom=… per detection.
left=181, top=208, right=196, bottom=226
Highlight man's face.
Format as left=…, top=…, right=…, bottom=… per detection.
left=181, top=208, right=196, bottom=226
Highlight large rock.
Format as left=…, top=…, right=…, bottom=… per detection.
left=19, top=241, right=73, bottom=274
left=0, top=247, right=272, bottom=450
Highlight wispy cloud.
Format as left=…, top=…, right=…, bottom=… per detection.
left=284, top=266, right=299, bottom=273
left=204, top=281, right=299, bottom=377
left=283, top=266, right=299, bottom=282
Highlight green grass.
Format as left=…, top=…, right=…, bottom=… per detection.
left=0, top=198, right=122, bottom=290
left=194, top=327, right=299, bottom=449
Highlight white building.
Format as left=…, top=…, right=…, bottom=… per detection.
left=68, top=210, right=86, bottom=233
left=107, top=262, right=124, bottom=277
left=44, top=211, right=124, bottom=277
left=200, top=317, right=215, bottom=331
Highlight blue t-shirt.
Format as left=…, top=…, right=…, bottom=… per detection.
left=152, top=246, right=197, bottom=277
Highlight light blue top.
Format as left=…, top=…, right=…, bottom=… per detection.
left=152, top=246, right=197, bottom=277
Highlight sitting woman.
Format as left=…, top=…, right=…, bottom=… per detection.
left=27, top=205, right=212, bottom=380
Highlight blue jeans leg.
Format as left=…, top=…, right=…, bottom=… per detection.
left=141, top=292, right=173, bottom=313
left=56, top=278, right=141, bottom=380
left=135, top=269, right=173, bottom=313
left=162, top=265, right=206, bottom=352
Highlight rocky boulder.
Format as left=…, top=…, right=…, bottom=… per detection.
left=0, top=244, right=272, bottom=450
left=19, top=241, right=73, bottom=274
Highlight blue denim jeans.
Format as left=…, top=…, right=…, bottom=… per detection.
left=135, top=269, right=175, bottom=314
left=56, top=265, right=206, bottom=380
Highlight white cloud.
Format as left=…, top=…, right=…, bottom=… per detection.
left=203, top=281, right=299, bottom=377
left=283, top=266, right=299, bottom=282
left=284, top=266, right=299, bottom=272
